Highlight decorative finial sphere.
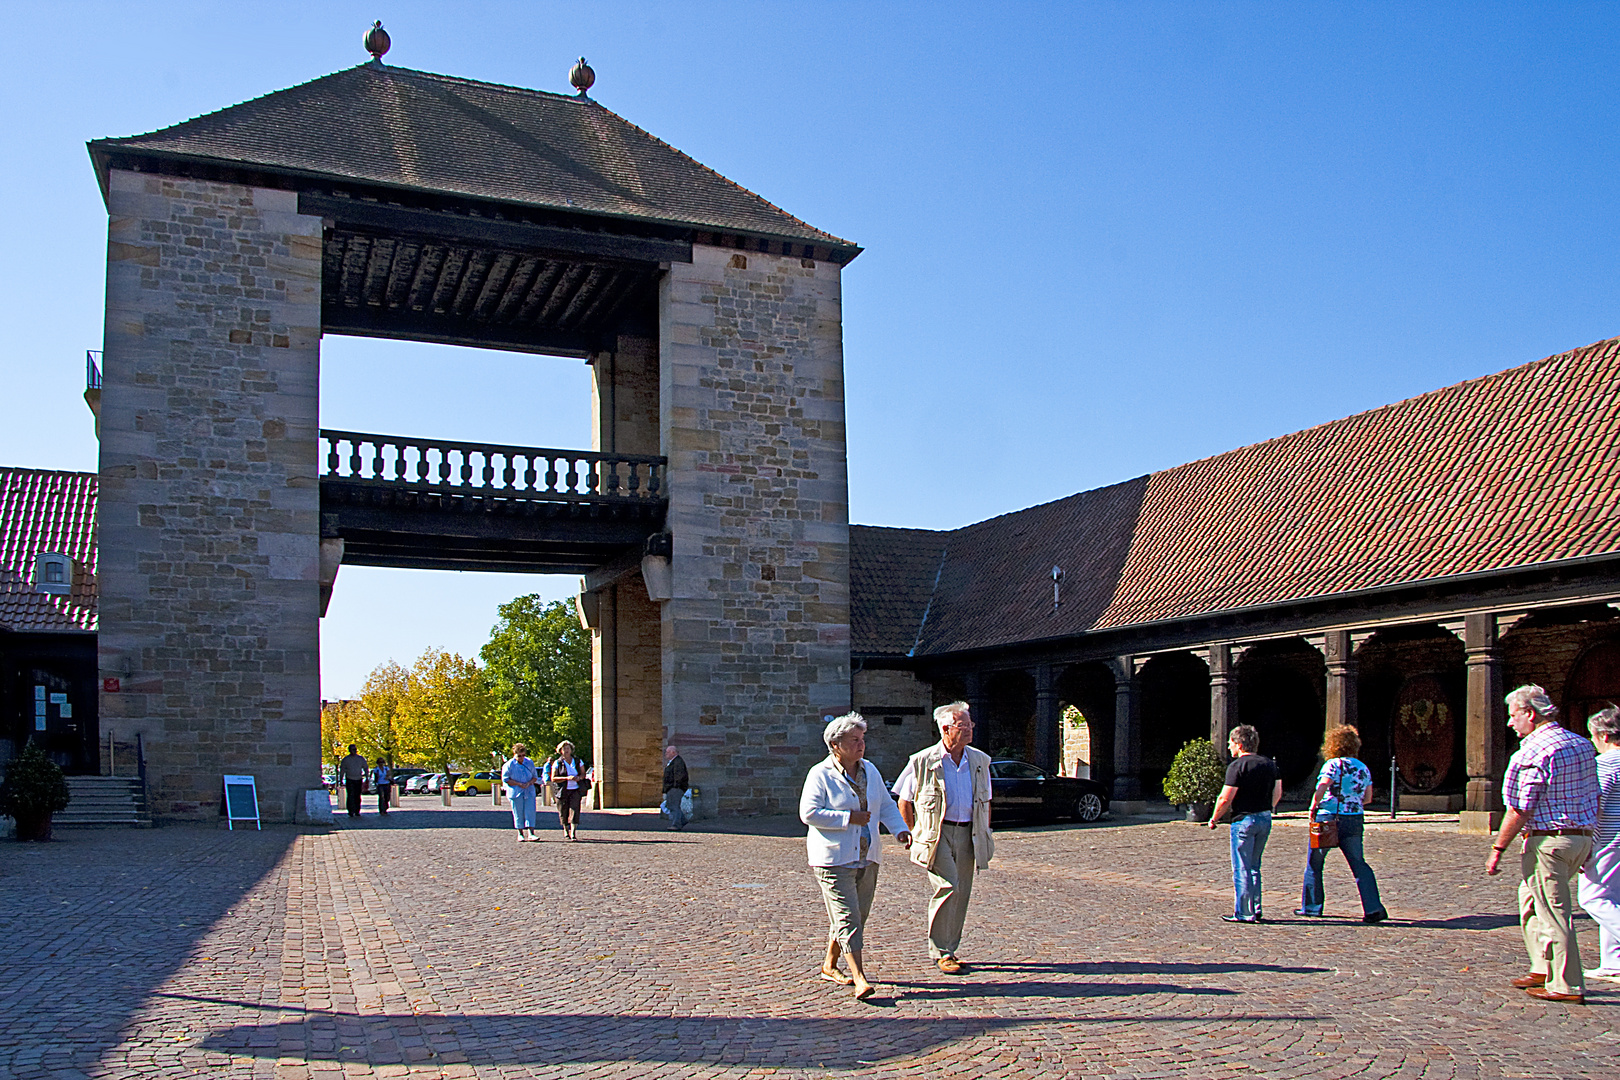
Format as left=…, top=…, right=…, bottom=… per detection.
left=364, top=21, right=391, bottom=61
left=569, top=57, right=595, bottom=96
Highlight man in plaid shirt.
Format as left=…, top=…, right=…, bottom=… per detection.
left=1485, top=684, right=1600, bottom=1003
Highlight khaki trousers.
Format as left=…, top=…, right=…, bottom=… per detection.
left=1519, top=832, right=1593, bottom=995
left=926, top=823, right=975, bottom=960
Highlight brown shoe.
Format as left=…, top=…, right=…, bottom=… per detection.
left=936, top=956, right=964, bottom=975
left=1525, top=986, right=1584, bottom=1004
left=1510, top=973, right=1547, bottom=989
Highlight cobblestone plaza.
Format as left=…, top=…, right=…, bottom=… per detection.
left=2, top=807, right=1612, bottom=1079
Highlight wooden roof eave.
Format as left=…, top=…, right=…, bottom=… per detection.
left=85, top=142, right=863, bottom=265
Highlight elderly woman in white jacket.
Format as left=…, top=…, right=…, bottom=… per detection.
left=800, top=711, right=912, bottom=1000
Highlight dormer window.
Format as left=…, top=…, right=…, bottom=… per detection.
left=35, top=553, right=72, bottom=595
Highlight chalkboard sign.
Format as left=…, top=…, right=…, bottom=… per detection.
left=223, top=774, right=261, bottom=831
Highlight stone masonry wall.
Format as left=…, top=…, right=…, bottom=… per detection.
left=660, top=245, right=850, bottom=815
left=97, top=170, right=323, bottom=822
left=590, top=333, right=664, bottom=807
left=853, top=667, right=935, bottom=784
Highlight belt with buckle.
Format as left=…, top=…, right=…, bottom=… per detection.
left=943, top=819, right=972, bottom=827
left=1527, top=827, right=1593, bottom=836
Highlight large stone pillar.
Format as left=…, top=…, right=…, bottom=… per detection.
left=1112, top=655, right=1142, bottom=808
left=1461, top=612, right=1507, bottom=834
left=97, top=170, right=323, bottom=822
left=659, top=245, right=850, bottom=815
left=1322, top=629, right=1359, bottom=733
left=591, top=333, right=663, bottom=808
left=1208, top=643, right=1235, bottom=756
left=1034, top=663, right=1059, bottom=773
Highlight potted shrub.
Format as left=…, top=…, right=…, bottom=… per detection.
left=1163, top=738, right=1225, bottom=822
left=0, top=742, right=71, bottom=841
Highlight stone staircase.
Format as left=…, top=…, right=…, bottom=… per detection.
left=57, top=775, right=151, bottom=828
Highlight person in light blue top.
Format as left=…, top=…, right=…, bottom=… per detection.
left=1296, top=725, right=1387, bottom=922
left=501, top=743, right=541, bottom=842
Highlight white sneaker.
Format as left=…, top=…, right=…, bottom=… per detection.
left=1583, top=967, right=1620, bottom=982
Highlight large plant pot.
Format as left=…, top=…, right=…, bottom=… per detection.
left=14, top=813, right=52, bottom=841
left=1185, top=803, right=1213, bottom=823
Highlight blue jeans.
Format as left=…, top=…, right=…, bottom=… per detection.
left=509, top=787, right=536, bottom=830
left=1230, top=811, right=1272, bottom=919
left=1299, top=814, right=1383, bottom=916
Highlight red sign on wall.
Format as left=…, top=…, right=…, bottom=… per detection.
left=102, top=677, right=121, bottom=693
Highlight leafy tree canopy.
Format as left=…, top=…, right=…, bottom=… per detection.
left=481, top=595, right=592, bottom=761
left=394, top=648, right=504, bottom=773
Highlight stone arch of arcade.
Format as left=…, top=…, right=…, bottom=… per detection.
left=90, top=67, right=859, bottom=821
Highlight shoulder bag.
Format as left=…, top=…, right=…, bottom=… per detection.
left=1309, top=765, right=1343, bottom=850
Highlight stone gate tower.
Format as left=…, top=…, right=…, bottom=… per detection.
left=88, top=51, right=858, bottom=820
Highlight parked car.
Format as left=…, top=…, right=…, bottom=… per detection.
left=404, top=773, right=434, bottom=795
left=453, top=771, right=497, bottom=795
left=388, top=767, right=428, bottom=793
left=989, top=759, right=1109, bottom=824
left=422, top=773, right=456, bottom=794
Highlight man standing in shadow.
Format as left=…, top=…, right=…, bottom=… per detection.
left=340, top=744, right=367, bottom=820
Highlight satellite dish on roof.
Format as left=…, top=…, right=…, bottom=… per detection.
left=364, top=21, right=391, bottom=62
left=570, top=57, right=595, bottom=97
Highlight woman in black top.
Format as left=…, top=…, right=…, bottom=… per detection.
left=1208, top=725, right=1282, bottom=922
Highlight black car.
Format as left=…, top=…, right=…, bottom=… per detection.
left=990, top=759, right=1109, bottom=824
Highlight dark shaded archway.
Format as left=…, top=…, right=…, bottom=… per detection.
left=1565, top=636, right=1620, bottom=730
left=984, top=670, right=1037, bottom=761
left=1138, top=652, right=1210, bottom=800
left=1236, top=639, right=1324, bottom=791
left=1357, top=625, right=1465, bottom=797
left=1057, top=662, right=1117, bottom=788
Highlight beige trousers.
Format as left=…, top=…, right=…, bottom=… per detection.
left=927, top=823, right=975, bottom=959
left=1519, top=832, right=1593, bottom=995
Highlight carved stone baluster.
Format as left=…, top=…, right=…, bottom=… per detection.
left=435, top=447, right=449, bottom=487
left=324, top=435, right=339, bottom=476
left=545, top=455, right=559, bottom=493
left=627, top=460, right=641, bottom=496
left=482, top=451, right=495, bottom=489
left=368, top=439, right=385, bottom=481
left=522, top=454, right=536, bottom=492
left=586, top=456, right=600, bottom=494
left=605, top=455, right=620, bottom=495
left=348, top=439, right=362, bottom=478
left=501, top=453, right=515, bottom=490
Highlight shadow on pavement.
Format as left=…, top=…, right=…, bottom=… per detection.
left=972, top=960, right=1332, bottom=976
left=0, top=825, right=300, bottom=1077
left=197, top=1009, right=1316, bottom=1068
left=1400, top=913, right=1520, bottom=931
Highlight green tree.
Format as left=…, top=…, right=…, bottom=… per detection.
left=395, top=649, right=503, bottom=773
left=481, top=595, right=593, bottom=760
left=358, top=661, right=409, bottom=763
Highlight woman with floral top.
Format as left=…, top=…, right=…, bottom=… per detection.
left=1295, top=725, right=1388, bottom=923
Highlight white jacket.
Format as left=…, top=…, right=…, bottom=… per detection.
left=800, top=756, right=911, bottom=867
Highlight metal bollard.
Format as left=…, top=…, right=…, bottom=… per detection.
left=442, top=785, right=454, bottom=808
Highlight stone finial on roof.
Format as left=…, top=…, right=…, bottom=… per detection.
left=569, top=57, right=595, bottom=97
left=364, top=21, right=391, bottom=62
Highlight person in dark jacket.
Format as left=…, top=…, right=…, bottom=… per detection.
left=339, top=744, right=367, bottom=819
left=663, top=745, right=690, bottom=831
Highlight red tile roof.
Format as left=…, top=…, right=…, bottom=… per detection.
left=0, top=468, right=97, bottom=633
left=854, top=336, right=1620, bottom=657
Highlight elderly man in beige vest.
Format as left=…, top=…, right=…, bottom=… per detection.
left=896, top=701, right=995, bottom=974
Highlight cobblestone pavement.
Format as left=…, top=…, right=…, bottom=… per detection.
left=1, top=801, right=1614, bottom=1079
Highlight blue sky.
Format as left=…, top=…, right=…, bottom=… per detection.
left=4, top=2, right=1617, bottom=696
